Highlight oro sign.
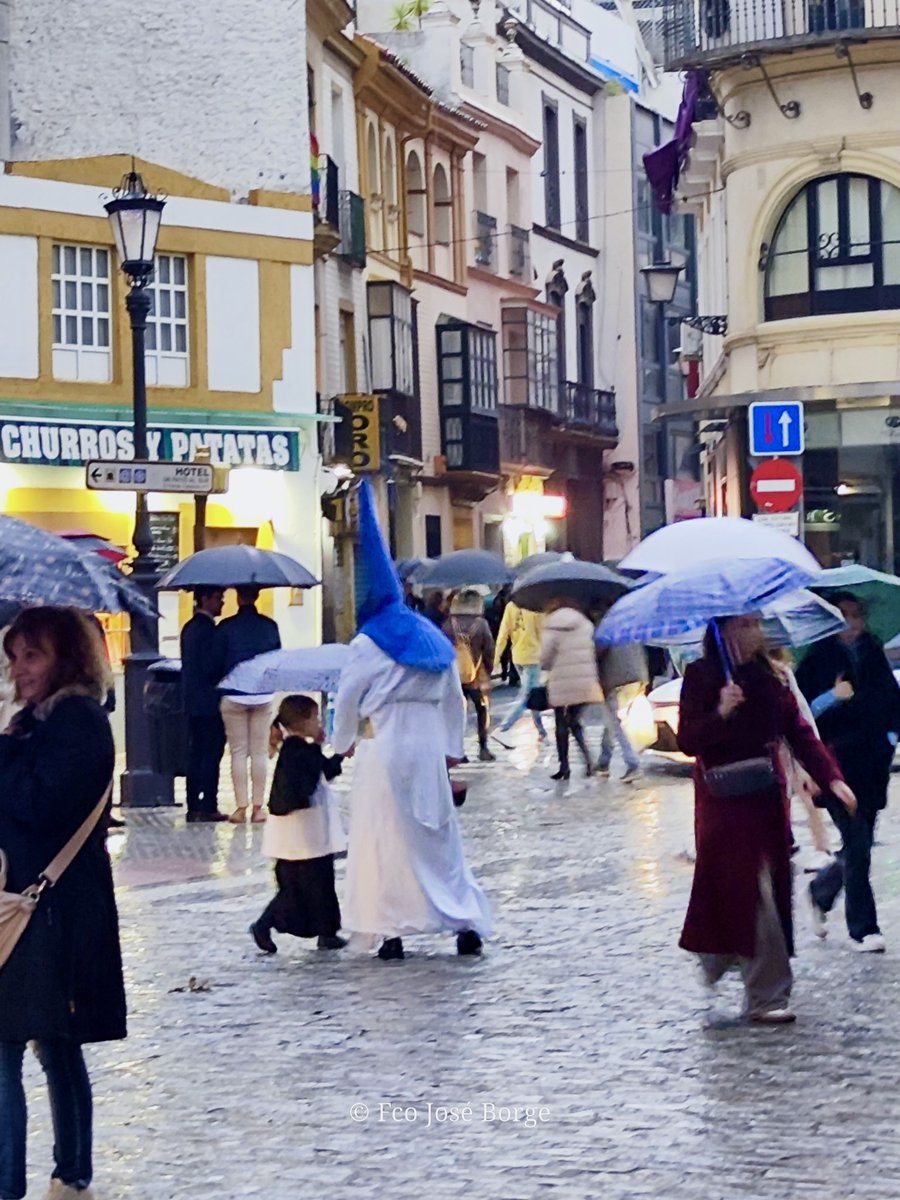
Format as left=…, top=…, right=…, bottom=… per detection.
left=750, top=458, right=803, bottom=514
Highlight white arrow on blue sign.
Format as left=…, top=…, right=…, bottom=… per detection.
left=749, top=401, right=805, bottom=457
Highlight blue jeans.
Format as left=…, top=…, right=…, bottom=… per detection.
left=498, top=663, right=546, bottom=737
left=0, top=1040, right=93, bottom=1199
left=597, top=691, right=640, bottom=771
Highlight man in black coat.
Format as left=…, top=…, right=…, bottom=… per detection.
left=796, top=592, right=900, bottom=951
left=180, top=587, right=228, bottom=823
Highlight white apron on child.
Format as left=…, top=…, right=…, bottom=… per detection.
left=331, top=634, right=492, bottom=940
left=261, top=780, right=347, bottom=862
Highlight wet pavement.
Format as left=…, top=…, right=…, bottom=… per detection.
left=18, top=702, right=900, bottom=1199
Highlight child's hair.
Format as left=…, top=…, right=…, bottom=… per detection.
left=269, top=694, right=319, bottom=756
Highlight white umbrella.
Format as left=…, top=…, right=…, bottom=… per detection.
left=620, top=516, right=820, bottom=575
left=219, top=644, right=350, bottom=695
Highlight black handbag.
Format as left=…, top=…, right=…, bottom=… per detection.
left=526, top=685, right=549, bottom=712
left=703, top=755, right=778, bottom=799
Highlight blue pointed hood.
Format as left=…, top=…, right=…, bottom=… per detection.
left=355, top=480, right=455, bottom=673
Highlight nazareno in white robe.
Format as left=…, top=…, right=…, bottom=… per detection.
left=331, top=634, right=493, bottom=941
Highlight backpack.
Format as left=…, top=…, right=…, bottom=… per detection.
left=451, top=619, right=480, bottom=685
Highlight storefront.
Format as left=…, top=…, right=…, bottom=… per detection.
left=804, top=407, right=900, bottom=571
left=0, top=400, right=323, bottom=664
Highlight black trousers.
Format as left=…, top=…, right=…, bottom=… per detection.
left=259, top=857, right=341, bottom=939
left=186, top=713, right=226, bottom=815
left=554, top=705, right=591, bottom=771
left=463, top=686, right=490, bottom=749
left=810, top=799, right=881, bottom=941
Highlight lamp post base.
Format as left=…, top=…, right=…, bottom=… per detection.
left=120, top=651, right=176, bottom=808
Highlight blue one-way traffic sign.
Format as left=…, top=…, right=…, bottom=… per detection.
left=749, top=401, right=804, bottom=457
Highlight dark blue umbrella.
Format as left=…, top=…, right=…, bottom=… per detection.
left=415, top=549, right=513, bottom=589
left=157, top=545, right=319, bottom=590
left=0, top=515, right=155, bottom=617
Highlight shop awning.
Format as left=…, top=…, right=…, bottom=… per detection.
left=651, top=380, right=900, bottom=422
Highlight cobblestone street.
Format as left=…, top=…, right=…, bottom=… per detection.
left=19, top=705, right=900, bottom=1199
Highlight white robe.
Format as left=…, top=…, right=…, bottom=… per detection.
left=261, top=779, right=347, bottom=862
left=331, top=635, right=493, bottom=940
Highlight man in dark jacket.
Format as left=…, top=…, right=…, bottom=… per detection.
left=796, top=592, right=900, bottom=951
left=180, top=587, right=228, bottom=823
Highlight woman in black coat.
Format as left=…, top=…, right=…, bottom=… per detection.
left=0, top=607, right=124, bottom=1200
left=796, top=592, right=900, bottom=951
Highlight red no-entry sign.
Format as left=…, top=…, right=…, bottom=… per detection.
left=750, top=458, right=803, bottom=513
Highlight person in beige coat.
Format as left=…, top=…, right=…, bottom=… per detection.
left=540, top=598, right=603, bottom=780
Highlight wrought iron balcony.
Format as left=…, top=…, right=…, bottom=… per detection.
left=499, top=405, right=557, bottom=472
left=663, top=0, right=900, bottom=69
left=560, top=383, right=618, bottom=442
left=508, top=224, right=531, bottom=281
left=473, top=211, right=498, bottom=272
left=338, top=190, right=366, bottom=268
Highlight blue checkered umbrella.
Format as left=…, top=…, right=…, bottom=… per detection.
left=595, top=557, right=819, bottom=647
left=0, top=514, right=155, bottom=617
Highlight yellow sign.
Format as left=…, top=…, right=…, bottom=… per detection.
left=342, top=394, right=380, bottom=472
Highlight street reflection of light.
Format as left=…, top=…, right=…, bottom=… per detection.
left=630, top=791, right=664, bottom=898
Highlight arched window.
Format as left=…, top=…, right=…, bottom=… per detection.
left=406, top=150, right=426, bottom=237
left=765, top=173, right=900, bottom=319
left=366, top=124, right=380, bottom=199
left=433, top=163, right=452, bottom=245
left=384, top=139, right=397, bottom=207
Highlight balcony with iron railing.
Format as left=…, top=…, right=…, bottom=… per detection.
left=663, top=0, right=900, bottom=69
left=558, top=382, right=618, bottom=444
left=314, top=155, right=341, bottom=259
left=499, top=405, right=557, bottom=472
left=473, top=211, right=498, bottom=272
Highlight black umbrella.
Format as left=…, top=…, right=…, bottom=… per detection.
left=511, top=559, right=631, bottom=614
left=415, top=549, right=514, bottom=589
left=157, top=545, right=320, bottom=590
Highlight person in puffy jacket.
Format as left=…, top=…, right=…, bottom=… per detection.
left=540, top=598, right=603, bottom=780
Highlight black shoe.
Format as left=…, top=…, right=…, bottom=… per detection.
left=584, top=764, right=595, bottom=778
left=317, top=934, right=348, bottom=950
left=478, top=746, right=497, bottom=762
left=377, top=937, right=405, bottom=961
left=456, top=930, right=483, bottom=956
left=551, top=768, right=570, bottom=781
left=187, top=811, right=229, bottom=824
left=106, top=814, right=125, bottom=829
left=595, top=763, right=610, bottom=777
left=249, top=921, right=277, bottom=954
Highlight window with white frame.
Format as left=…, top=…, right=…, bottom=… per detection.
left=51, top=244, right=112, bottom=382
left=146, top=254, right=189, bottom=386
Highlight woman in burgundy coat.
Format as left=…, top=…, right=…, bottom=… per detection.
left=677, top=615, right=856, bottom=1024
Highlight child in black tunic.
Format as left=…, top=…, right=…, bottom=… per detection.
left=249, top=695, right=347, bottom=954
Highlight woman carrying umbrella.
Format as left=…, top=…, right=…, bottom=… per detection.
left=540, top=598, right=603, bottom=781
left=678, top=616, right=856, bottom=1023
left=0, top=607, right=125, bottom=1199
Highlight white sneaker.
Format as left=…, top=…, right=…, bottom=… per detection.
left=852, top=933, right=886, bottom=953
left=45, top=1183, right=96, bottom=1198
left=749, top=1008, right=796, bottom=1024
left=808, top=889, right=827, bottom=939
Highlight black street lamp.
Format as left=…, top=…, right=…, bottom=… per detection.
left=105, top=169, right=173, bottom=807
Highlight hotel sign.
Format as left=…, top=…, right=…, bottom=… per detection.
left=0, top=417, right=300, bottom=470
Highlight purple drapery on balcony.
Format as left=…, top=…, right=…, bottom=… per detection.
left=642, top=70, right=708, bottom=214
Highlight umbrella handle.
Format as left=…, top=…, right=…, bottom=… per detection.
left=711, top=620, right=733, bottom=684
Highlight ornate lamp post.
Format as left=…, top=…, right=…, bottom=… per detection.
left=105, top=169, right=173, bottom=806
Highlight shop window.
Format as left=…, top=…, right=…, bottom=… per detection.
left=502, top=306, right=559, bottom=412
left=51, top=243, right=112, bottom=383
left=765, top=173, right=900, bottom=319
left=146, top=254, right=189, bottom=387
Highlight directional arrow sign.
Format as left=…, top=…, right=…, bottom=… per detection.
left=749, top=401, right=804, bottom=457
left=85, top=460, right=215, bottom=494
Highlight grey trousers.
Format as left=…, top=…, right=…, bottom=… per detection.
left=699, top=867, right=792, bottom=1016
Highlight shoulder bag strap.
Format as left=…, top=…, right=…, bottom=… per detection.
left=39, top=781, right=113, bottom=890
